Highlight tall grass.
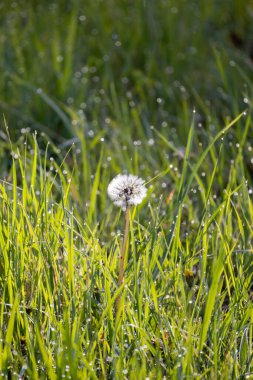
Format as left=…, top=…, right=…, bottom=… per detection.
left=0, top=109, right=252, bottom=378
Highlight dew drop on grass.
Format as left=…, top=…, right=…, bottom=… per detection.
left=67, top=97, right=74, bottom=105
left=74, top=71, right=81, bottom=79
left=11, top=151, right=19, bottom=159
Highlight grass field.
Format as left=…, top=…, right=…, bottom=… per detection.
left=0, top=1, right=253, bottom=379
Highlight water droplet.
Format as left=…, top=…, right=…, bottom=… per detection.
left=148, top=138, right=154, bottom=146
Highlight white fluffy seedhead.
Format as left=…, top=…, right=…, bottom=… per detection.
left=107, top=174, right=147, bottom=210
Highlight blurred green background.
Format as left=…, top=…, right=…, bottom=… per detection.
left=0, top=0, right=253, bottom=142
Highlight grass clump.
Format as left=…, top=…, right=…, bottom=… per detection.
left=0, top=111, right=252, bottom=378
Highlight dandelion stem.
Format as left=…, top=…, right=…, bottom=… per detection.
left=117, top=206, right=130, bottom=310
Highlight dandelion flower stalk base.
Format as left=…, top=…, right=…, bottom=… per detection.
left=117, top=207, right=130, bottom=310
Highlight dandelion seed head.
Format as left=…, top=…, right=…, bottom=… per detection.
left=107, top=174, right=147, bottom=210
